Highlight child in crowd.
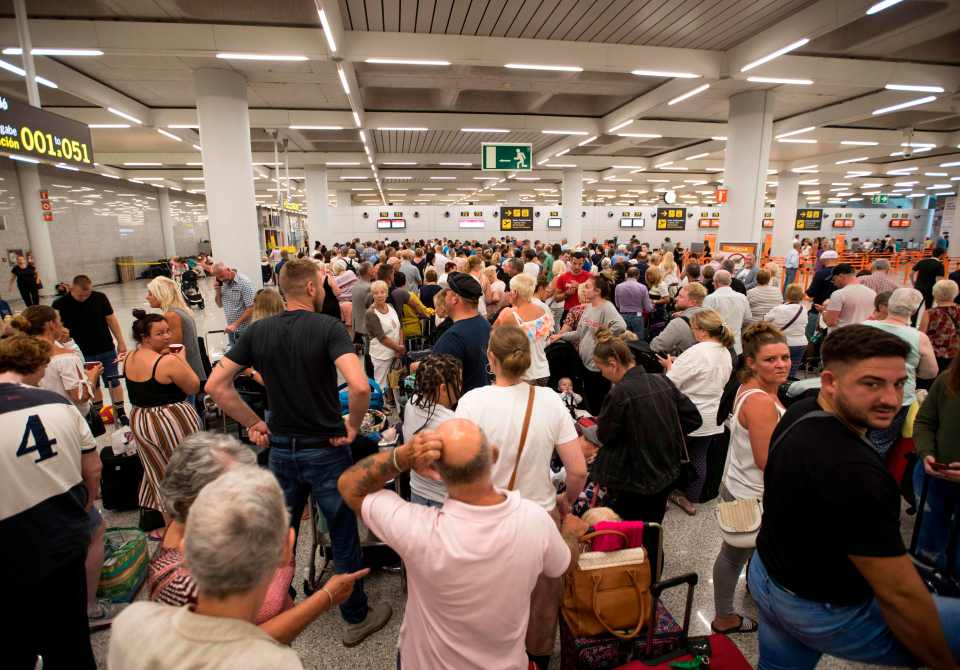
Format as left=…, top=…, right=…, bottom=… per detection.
left=557, top=377, right=582, bottom=412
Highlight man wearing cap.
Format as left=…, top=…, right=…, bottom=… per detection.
left=805, top=249, right=841, bottom=341
left=432, top=272, right=491, bottom=393
left=824, top=263, right=877, bottom=332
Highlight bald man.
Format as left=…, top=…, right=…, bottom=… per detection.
left=338, top=419, right=574, bottom=670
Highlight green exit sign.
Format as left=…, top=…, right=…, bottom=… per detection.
left=871, top=194, right=889, bottom=204
left=482, top=143, right=533, bottom=172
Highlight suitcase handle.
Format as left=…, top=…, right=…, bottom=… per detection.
left=639, top=572, right=699, bottom=664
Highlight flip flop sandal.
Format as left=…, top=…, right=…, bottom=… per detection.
left=669, top=493, right=697, bottom=516
left=711, top=615, right=759, bottom=635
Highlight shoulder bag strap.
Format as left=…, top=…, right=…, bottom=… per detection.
left=782, top=305, right=804, bottom=330
left=769, top=410, right=833, bottom=453
left=507, top=384, right=537, bottom=490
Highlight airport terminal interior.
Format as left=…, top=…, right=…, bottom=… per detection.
left=2, top=1, right=960, bottom=669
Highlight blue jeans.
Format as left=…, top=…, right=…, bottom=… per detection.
left=410, top=492, right=443, bottom=508
left=622, top=314, right=645, bottom=340
left=750, top=554, right=960, bottom=669
left=268, top=441, right=368, bottom=624
left=84, top=349, right=120, bottom=388
left=783, top=268, right=798, bottom=295
left=788, top=345, right=804, bottom=379
left=804, top=310, right=820, bottom=342
left=913, top=460, right=960, bottom=574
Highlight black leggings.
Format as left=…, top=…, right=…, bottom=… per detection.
left=18, top=284, right=39, bottom=306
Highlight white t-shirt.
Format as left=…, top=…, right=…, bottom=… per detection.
left=765, top=303, right=809, bottom=347
left=826, top=283, right=876, bottom=331
left=703, top=286, right=751, bottom=354
left=666, top=341, right=731, bottom=437
left=455, top=383, right=578, bottom=510
left=362, top=489, right=569, bottom=670
left=40, top=351, right=90, bottom=416
left=402, top=398, right=455, bottom=503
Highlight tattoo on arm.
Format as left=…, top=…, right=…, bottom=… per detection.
left=347, top=453, right=396, bottom=504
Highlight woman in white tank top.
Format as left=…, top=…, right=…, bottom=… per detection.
left=712, top=322, right=792, bottom=636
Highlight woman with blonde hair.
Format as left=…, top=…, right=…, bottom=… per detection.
left=252, top=288, right=285, bottom=322
left=147, top=276, right=205, bottom=386
left=494, top=272, right=554, bottom=385
left=482, top=265, right=505, bottom=309
left=659, top=309, right=734, bottom=515
left=365, top=279, right=404, bottom=400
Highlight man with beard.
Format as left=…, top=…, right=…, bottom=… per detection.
left=750, top=324, right=959, bottom=669
left=205, top=259, right=393, bottom=648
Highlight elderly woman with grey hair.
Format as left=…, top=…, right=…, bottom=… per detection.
left=111, top=465, right=368, bottom=668
left=862, top=288, right=940, bottom=456
left=145, top=432, right=364, bottom=645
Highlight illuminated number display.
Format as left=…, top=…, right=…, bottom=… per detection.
left=794, top=208, right=823, bottom=231
left=500, top=205, right=533, bottom=231
left=0, top=95, right=94, bottom=167
left=656, top=207, right=686, bottom=231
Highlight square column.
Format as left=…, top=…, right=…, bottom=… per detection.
left=193, top=68, right=262, bottom=286
left=158, top=187, right=176, bottom=258
left=305, top=167, right=329, bottom=247
left=562, top=169, right=583, bottom=244
left=772, top=175, right=801, bottom=257
left=721, top=90, right=775, bottom=246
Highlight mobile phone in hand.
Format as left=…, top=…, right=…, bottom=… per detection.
left=931, top=461, right=958, bottom=472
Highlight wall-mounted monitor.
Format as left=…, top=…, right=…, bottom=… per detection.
left=390, top=219, right=406, bottom=229
left=889, top=218, right=911, bottom=228
left=459, top=218, right=485, bottom=229
left=619, top=218, right=634, bottom=228
left=547, top=217, right=562, bottom=228
left=376, top=218, right=391, bottom=230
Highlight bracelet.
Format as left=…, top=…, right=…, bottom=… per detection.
left=391, top=446, right=403, bottom=472
left=320, top=586, right=334, bottom=610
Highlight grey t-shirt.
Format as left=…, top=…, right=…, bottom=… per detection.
left=559, top=300, right=627, bottom=371
left=170, top=307, right=206, bottom=381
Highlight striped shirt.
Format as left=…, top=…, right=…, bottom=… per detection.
left=221, top=272, right=255, bottom=336
left=859, top=272, right=899, bottom=296
left=746, top=285, right=784, bottom=324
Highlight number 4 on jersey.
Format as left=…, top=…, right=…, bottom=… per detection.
left=16, top=414, right=59, bottom=463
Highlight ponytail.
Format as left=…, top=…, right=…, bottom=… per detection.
left=689, top=308, right=734, bottom=348
left=593, top=327, right=634, bottom=367
left=10, top=305, right=57, bottom=336
left=488, top=324, right=532, bottom=379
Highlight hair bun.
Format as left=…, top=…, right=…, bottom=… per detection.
left=10, top=314, right=30, bottom=332
left=132, top=308, right=147, bottom=320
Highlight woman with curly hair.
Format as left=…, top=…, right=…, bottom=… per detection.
left=402, top=353, right=463, bottom=507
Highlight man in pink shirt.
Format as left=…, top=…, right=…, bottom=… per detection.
left=338, top=419, right=574, bottom=670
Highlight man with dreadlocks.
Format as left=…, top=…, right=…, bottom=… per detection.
left=402, top=354, right=463, bottom=507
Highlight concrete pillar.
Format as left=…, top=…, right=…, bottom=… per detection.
left=772, top=175, right=801, bottom=257
left=562, top=168, right=583, bottom=243
left=721, top=91, right=775, bottom=246
left=157, top=187, right=176, bottom=258
left=16, top=163, right=56, bottom=295
left=336, top=190, right=353, bottom=209
left=305, top=167, right=329, bottom=246
left=193, top=68, right=261, bottom=287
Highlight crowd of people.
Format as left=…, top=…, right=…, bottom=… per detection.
left=3, top=233, right=960, bottom=670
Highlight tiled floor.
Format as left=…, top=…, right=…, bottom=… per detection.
left=37, top=278, right=911, bottom=670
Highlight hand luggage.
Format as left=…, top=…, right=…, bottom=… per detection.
left=100, top=445, right=144, bottom=511
left=97, top=527, right=148, bottom=603
left=614, top=633, right=752, bottom=669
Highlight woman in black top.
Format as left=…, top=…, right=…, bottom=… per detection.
left=8, top=255, right=40, bottom=306
left=591, top=328, right=702, bottom=523
left=123, top=310, right=201, bottom=520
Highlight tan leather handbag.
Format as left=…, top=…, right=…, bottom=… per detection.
left=562, top=530, right=652, bottom=639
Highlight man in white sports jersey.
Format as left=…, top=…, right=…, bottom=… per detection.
left=0, top=335, right=101, bottom=669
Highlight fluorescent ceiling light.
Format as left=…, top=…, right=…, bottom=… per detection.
left=156, top=128, right=182, bottom=142
left=685, top=153, right=710, bottom=160
left=192, top=144, right=202, bottom=151
left=3, top=47, right=103, bottom=56
left=216, top=53, right=307, bottom=61
left=617, top=132, right=662, bottom=139
left=421, top=187, right=444, bottom=190
left=182, top=177, right=204, bottom=181
left=835, top=156, right=869, bottom=165
left=0, top=59, right=57, bottom=87
left=940, top=161, right=960, bottom=168
left=88, top=123, right=129, bottom=129
left=747, top=76, right=813, bottom=85
left=873, top=96, right=937, bottom=115
left=326, top=161, right=361, bottom=166
left=337, top=66, right=350, bottom=96
left=430, top=176, right=456, bottom=180
left=366, top=58, right=450, bottom=66
left=9, top=154, right=39, bottom=163
left=542, top=130, right=589, bottom=135
left=290, top=125, right=343, bottom=130
left=867, top=0, right=905, bottom=14
left=840, top=140, right=878, bottom=146
left=631, top=69, right=699, bottom=79
left=352, top=111, right=361, bottom=128
left=317, top=8, right=337, bottom=53
left=132, top=176, right=163, bottom=180
left=577, top=136, right=598, bottom=146
left=555, top=148, right=571, bottom=157
left=776, top=126, right=815, bottom=139
left=504, top=63, right=583, bottom=72
left=167, top=124, right=199, bottom=129
left=107, top=107, right=143, bottom=124
left=54, top=163, right=79, bottom=171
left=378, top=127, right=428, bottom=131
left=778, top=138, right=817, bottom=144
left=741, top=38, right=810, bottom=72
left=381, top=161, right=417, bottom=165
left=460, top=128, right=509, bottom=133
left=668, top=83, right=710, bottom=105
left=902, top=142, right=936, bottom=148
left=885, top=83, right=944, bottom=93
left=927, top=184, right=952, bottom=190
left=439, top=162, right=472, bottom=166
left=123, top=162, right=162, bottom=166
left=609, top=120, right=633, bottom=132
left=925, top=172, right=948, bottom=177
left=545, top=163, right=576, bottom=168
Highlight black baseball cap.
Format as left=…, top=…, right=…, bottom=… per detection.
left=446, top=272, right=483, bottom=300
left=831, top=263, right=855, bottom=277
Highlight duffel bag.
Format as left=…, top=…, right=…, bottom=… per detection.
left=97, top=527, right=149, bottom=603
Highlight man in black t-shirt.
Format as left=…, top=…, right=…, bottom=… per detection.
left=8, top=254, right=40, bottom=306
left=432, top=272, right=490, bottom=393
left=205, top=259, right=392, bottom=648
left=52, top=274, right=129, bottom=424
left=912, top=247, right=947, bottom=310
left=752, top=325, right=959, bottom=668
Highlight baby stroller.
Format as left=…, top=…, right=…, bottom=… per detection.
left=180, top=269, right=204, bottom=310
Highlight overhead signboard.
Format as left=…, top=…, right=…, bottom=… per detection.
left=795, top=208, right=823, bottom=231
left=482, top=143, right=533, bottom=172
left=718, top=242, right=758, bottom=257
left=832, top=218, right=854, bottom=228
left=656, top=207, right=686, bottom=231
left=761, top=218, right=774, bottom=229
left=715, top=188, right=728, bottom=204
left=699, top=218, right=720, bottom=228
left=500, top=206, right=533, bottom=231
left=871, top=194, right=889, bottom=205
left=0, top=95, right=94, bottom=167
left=547, top=217, right=562, bottom=228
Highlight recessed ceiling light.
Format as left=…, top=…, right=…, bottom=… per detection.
left=460, top=128, right=509, bottom=133
left=740, top=38, right=810, bottom=72
left=542, top=130, right=590, bottom=135
left=867, top=0, right=905, bottom=14
left=776, top=126, right=816, bottom=139
left=840, top=140, right=878, bottom=146
left=377, top=127, right=428, bottom=132
left=685, top=153, right=710, bottom=160
left=608, top=120, right=633, bottom=132
left=778, top=138, right=818, bottom=144
left=3, top=47, right=103, bottom=56
left=289, top=125, right=343, bottom=130
left=631, top=69, right=699, bottom=79
left=366, top=58, right=450, bottom=66
left=872, top=96, right=937, bottom=115
left=668, top=84, right=710, bottom=105
left=216, top=53, right=308, bottom=61
left=617, top=132, right=662, bottom=139
left=123, top=162, right=162, bottom=166
left=88, top=123, right=129, bottom=129
left=885, top=83, right=944, bottom=93
left=835, top=156, right=869, bottom=165
left=439, top=162, right=472, bottom=166
left=505, top=63, right=583, bottom=72
left=747, top=76, right=813, bottom=85
left=107, top=107, right=143, bottom=124
left=157, top=128, right=182, bottom=142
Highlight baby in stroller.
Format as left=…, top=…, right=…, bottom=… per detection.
left=180, top=268, right=205, bottom=310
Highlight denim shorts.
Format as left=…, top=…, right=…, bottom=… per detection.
left=84, top=350, right=120, bottom=389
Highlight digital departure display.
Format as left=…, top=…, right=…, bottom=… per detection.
left=0, top=95, right=94, bottom=167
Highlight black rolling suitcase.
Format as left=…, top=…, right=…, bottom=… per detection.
left=910, top=471, right=960, bottom=597
left=100, top=446, right=144, bottom=511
